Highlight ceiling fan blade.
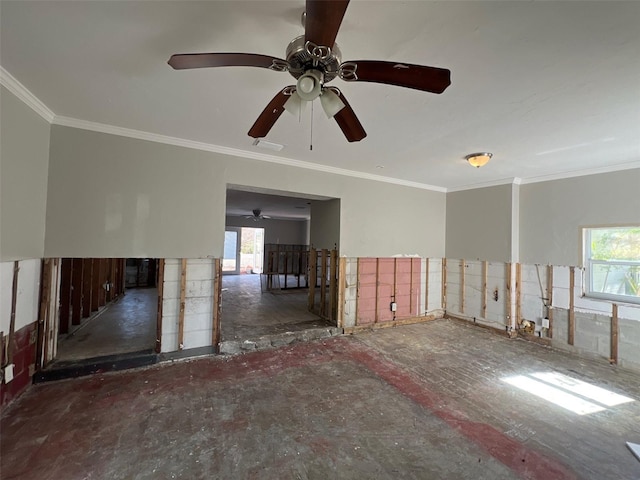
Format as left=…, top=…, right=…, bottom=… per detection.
left=248, top=87, right=294, bottom=138
left=332, top=90, right=366, bottom=142
left=168, top=53, right=288, bottom=71
left=305, top=0, right=350, bottom=49
left=339, top=60, right=451, bottom=94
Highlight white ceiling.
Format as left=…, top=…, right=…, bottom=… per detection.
left=1, top=0, right=639, bottom=192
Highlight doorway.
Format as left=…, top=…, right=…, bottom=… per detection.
left=50, top=258, right=159, bottom=365
left=224, top=227, right=265, bottom=275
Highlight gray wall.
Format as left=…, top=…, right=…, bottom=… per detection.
left=310, top=198, right=340, bottom=250
left=1, top=86, right=51, bottom=261
left=445, top=184, right=514, bottom=262
left=225, top=216, right=308, bottom=245
left=519, top=169, right=640, bottom=266
left=45, top=125, right=447, bottom=258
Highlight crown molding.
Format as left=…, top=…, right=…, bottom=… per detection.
left=518, top=161, right=640, bottom=185
left=0, top=66, right=55, bottom=123
left=52, top=115, right=447, bottom=193
left=446, top=177, right=520, bottom=193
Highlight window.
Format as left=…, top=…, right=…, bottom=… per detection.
left=583, top=226, right=640, bottom=304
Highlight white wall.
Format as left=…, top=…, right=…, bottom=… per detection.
left=310, top=198, right=340, bottom=250
left=519, top=169, right=640, bottom=266
left=0, top=87, right=50, bottom=261
left=225, top=216, right=308, bottom=245
left=45, top=125, right=447, bottom=258
left=0, top=259, right=41, bottom=333
left=446, top=184, right=514, bottom=263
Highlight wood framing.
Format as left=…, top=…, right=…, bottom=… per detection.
left=506, top=263, right=512, bottom=330
left=374, top=258, right=380, bottom=323
left=81, top=258, right=92, bottom=318
left=213, top=258, right=222, bottom=353
left=8, top=261, right=20, bottom=364
left=59, top=258, right=72, bottom=334
left=178, top=258, right=187, bottom=350
left=71, top=259, right=83, bottom=326
left=36, top=259, right=52, bottom=369
left=91, top=258, right=101, bottom=312
left=337, top=258, right=346, bottom=329
left=329, top=249, right=338, bottom=322
left=611, top=303, right=618, bottom=364
left=155, top=259, right=165, bottom=354
left=355, top=258, right=360, bottom=324
left=460, top=259, right=465, bottom=314
left=546, top=264, right=554, bottom=338
left=515, top=263, right=522, bottom=326
left=568, top=266, right=575, bottom=346
left=481, top=261, right=488, bottom=319
left=308, top=248, right=317, bottom=312
left=424, top=258, right=429, bottom=314
left=441, top=258, right=447, bottom=310
left=320, top=249, right=328, bottom=317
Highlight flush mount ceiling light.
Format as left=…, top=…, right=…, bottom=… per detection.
left=465, top=152, right=493, bottom=168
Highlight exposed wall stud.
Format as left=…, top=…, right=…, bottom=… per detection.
left=546, top=264, right=554, bottom=338
left=155, top=259, right=165, bottom=354
left=337, top=257, right=346, bottom=329
left=611, top=304, right=618, bottom=364
left=308, top=248, right=317, bottom=312
left=424, top=258, right=429, bottom=314
left=375, top=258, right=380, bottom=323
left=441, top=258, right=447, bottom=310
left=482, top=261, right=488, bottom=319
left=59, top=258, right=72, bottom=334
left=320, top=249, right=328, bottom=317
left=178, top=258, right=187, bottom=350
left=460, top=259, right=465, bottom=314
left=71, top=259, right=83, bottom=326
left=568, top=266, right=575, bottom=346
left=515, top=263, right=522, bottom=327
left=329, top=249, right=338, bottom=322
left=213, top=258, right=222, bottom=353
left=81, top=258, right=92, bottom=318
left=8, top=261, right=20, bottom=364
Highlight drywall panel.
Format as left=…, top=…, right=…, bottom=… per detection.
left=225, top=216, right=307, bottom=245
left=0, top=259, right=41, bottom=333
left=45, top=126, right=446, bottom=258
left=0, top=87, right=50, bottom=261
left=310, top=198, right=340, bottom=251
left=446, top=184, right=513, bottom=262
left=520, top=169, right=640, bottom=266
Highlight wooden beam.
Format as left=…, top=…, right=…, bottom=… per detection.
left=482, top=261, right=488, bottom=319
left=8, top=261, right=20, bottom=364
left=329, top=249, right=338, bottom=322
left=546, top=265, right=554, bottom=338
left=91, top=258, right=101, bottom=312
left=506, top=263, right=512, bottom=330
left=611, top=303, right=618, bottom=364
left=515, top=263, right=522, bottom=327
left=59, top=258, right=73, bottom=334
left=337, top=257, right=346, bottom=329
left=568, top=266, right=575, bottom=346
left=155, top=259, right=165, bottom=354
left=81, top=258, right=93, bottom=318
left=36, top=259, right=51, bottom=370
left=424, top=258, right=429, bottom=314
left=320, top=249, right=328, bottom=318
left=441, top=258, right=447, bottom=310
left=460, top=259, right=465, bottom=314
left=99, top=258, right=107, bottom=307
left=409, top=258, right=414, bottom=316
left=178, top=259, right=187, bottom=350
left=393, top=258, right=398, bottom=319
left=374, top=258, right=380, bottom=324
left=308, top=248, right=317, bottom=312
left=355, top=258, right=360, bottom=326
left=71, top=259, right=83, bottom=326
left=213, top=258, right=222, bottom=353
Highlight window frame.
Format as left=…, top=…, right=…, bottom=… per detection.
left=582, top=226, right=640, bottom=305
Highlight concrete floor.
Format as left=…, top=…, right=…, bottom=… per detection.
left=3, top=319, right=639, bottom=479
left=55, top=288, right=157, bottom=362
left=221, top=274, right=333, bottom=341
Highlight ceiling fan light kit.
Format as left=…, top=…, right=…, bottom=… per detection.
left=168, top=1, right=451, bottom=144
left=465, top=152, right=493, bottom=168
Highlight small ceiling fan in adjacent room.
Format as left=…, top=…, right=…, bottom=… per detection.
left=168, top=0, right=451, bottom=143
left=245, top=209, right=271, bottom=221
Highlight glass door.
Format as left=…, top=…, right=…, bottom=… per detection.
left=223, top=228, right=241, bottom=274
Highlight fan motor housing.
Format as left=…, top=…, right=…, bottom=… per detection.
left=286, top=35, right=341, bottom=82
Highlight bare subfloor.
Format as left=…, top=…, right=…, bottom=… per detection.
left=221, top=274, right=332, bottom=341
left=55, top=288, right=157, bottom=362
left=3, top=319, right=639, bottom=479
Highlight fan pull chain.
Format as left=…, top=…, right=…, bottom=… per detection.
left=310, top=100, right=314, bottom=151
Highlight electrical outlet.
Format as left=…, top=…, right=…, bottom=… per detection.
left=390, top=302, right=397, bottom=312
left=542, top=318, right=550, bottom=329
left=4, top=364, right=15, bottom=383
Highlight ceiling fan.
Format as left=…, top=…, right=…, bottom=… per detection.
left=245, top=209, right=271, bottom=221
left=168, top=0, right=451, bottom=143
